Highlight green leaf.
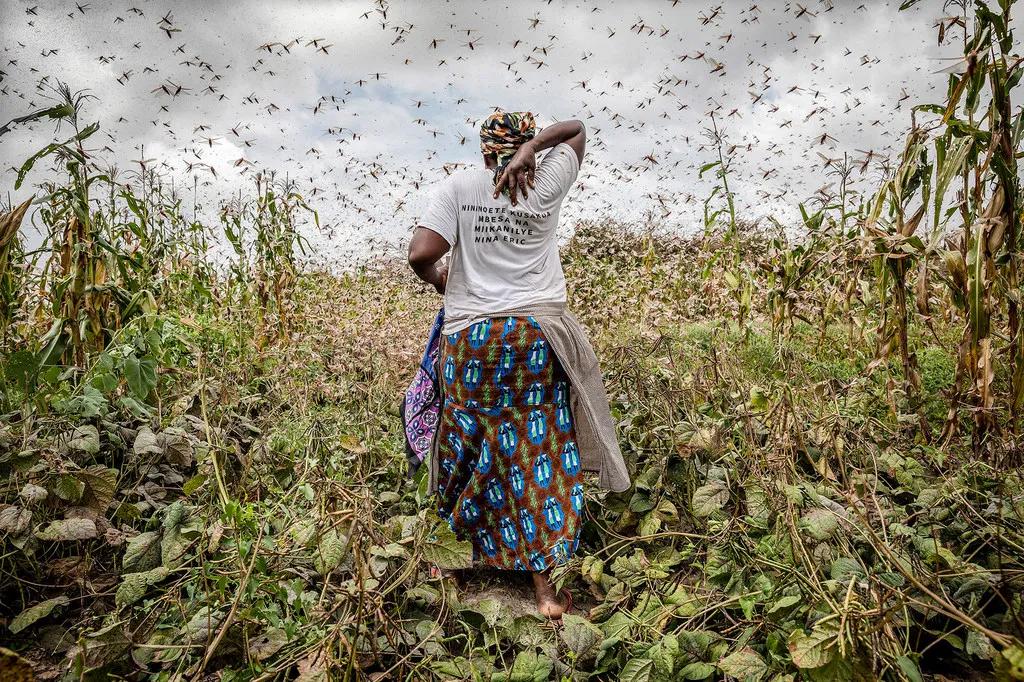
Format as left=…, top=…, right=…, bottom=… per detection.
left=601, top=611, right=634, bottom=640
left=648, top=635, right=679, bottom=676
left=788, top=626, right=836, bottom=669
left=4, top=349, right=37, bottom=391
left=966, top=630, right=994, bottom=660
left=798, top=508, right=839, bottom=541
left=118, top=395, right=153, bottom=419
left=994, top=643, right=1024, bottom=680
left=423, top=520, right=473, bottom=570
left=560, top=613, right=604, bottom=662
left=55, top=474, right=85, bottom=503
left=618, top=655, right=655, bottom=682
left=123, top=531, right=162, bottom=573
left=691, top=481, right=728, bottom=518
left=896, top=655, right=924, bottom=682
left=116, top=567, right=169, bottom=607
left=492, top=650, right=553, bottom=682
left=182, top=474, right=207, bottom=496
left=680, top=662, right=716, bottom=680
left=718, top=647, right=767, bottom=681
left=698, top=161, right=720, bottom=177
left=768, top=594, right=802, bottom=614
left=124, top=354, right=157, bottom=399
left=830, top=557, right=865, bottom=582
left=15, top=122, right=99, bottom=190
left=313, top=529, right=348, bottom=575
left=9, top=596, right=69, bottom=633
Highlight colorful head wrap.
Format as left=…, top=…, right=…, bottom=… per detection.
left=479, top=110, right=537, bottom=190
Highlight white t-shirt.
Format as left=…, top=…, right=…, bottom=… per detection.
left=418, top=142, right=580, bottom=334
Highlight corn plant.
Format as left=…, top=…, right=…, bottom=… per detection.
left=863, top=126, right=933, bottom=440
left=251, top=173, right=315, bottom=345
left=700, top=113, right=752, bottom=332
left=0, top=199, right=33, bottom=351
left=898, top=0, right=1023, bottom=457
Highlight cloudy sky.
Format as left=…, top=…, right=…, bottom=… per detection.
left=1, top=0, right=956, bottom=264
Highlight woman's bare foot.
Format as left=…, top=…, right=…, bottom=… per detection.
left=531, top=571, right=566, bottom=619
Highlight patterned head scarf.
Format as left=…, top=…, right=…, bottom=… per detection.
left=480, top=110, right=537, bottom=190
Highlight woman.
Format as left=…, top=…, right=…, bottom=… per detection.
left=407, top=110, right=630, bottom=618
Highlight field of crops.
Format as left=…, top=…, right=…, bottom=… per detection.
left=2, top=1, right=1024, bottom=681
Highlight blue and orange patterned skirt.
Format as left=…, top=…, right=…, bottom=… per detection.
left=436, top=315, right=584, bottom=571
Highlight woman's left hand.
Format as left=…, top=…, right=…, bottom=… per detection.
left=494, top=142, right=536, bottom=205
left=432, top=263, right=448, bottom=295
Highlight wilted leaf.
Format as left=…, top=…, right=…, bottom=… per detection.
left=718, top=646, right=767, bottom=680
left=75, top=622, right=131, bottom=669
left=79, top=465, right=118, bottom=512
left=9, top=596, right=69, bottom=633
left=249, top=626, right=289, bottom=661
left=966, top=630, right=994, bottom=660
left=160, top=427, right=194, bottom=467
left=161, top=502, right=194, bottom=569
left=19, top=484, right=48, bottom=505
left=133, top=426, right=162, bottom=457
left=35, top=517, right=98, bottom=541
left=67, top=424, right=100, bottom=455
left=0, top=506, right=32, bottom=536
left=295, top=646, right=329, bottom=682
left=0, top=648, right=34, bottom=678
left=339, top=434, right=368, bottom=453
left=183, top=606, right=225, bottom=643
left=462, top=597, right=503, bottom=628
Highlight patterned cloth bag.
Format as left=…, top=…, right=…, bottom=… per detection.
left=400, top=307, right=445, bottom=475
